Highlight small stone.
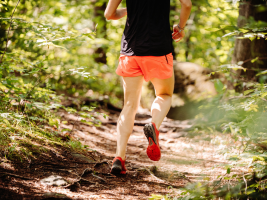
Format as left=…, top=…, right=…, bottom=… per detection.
left=166, top=139, right=175, bottom=143
left=94, top=162, right=110, bottom=174
left=40, top=175, right=68, bottom=186
left=71, top=153, right=94, bottom=163
left=158, top=128, right=169, bottom=133
left=149, top=165, right=157, bottom=173
left=42, top=192, right=71, bottom=199
left=159, top=136, right=166, bottom=141
left=68, top=182, right=80, bottom=192
left=171, top=132, right=187, bottom=139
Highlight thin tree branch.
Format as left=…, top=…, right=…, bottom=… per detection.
left=227, top=95, right=251, bottom=100
left=227, top=95, right=267, bottom=102
left=243, top=173, right=247, bottom=195
left=0, top=0, right=21, bottom=64
left=0, top=172, right=33, bottom=180
left=240, top=57, right=267, bottom=67
left=0, top=28, right=30, bottom=31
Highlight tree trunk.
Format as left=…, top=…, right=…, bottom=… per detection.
left=92, top=0, right=108, bottom=64
left=232, top=0, right=267, bottom=80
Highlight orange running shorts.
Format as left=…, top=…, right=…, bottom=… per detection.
left=116, top=53, right=173, bottom=82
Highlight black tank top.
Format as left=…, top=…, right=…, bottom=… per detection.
left=120, top=0, right=173, bottom=56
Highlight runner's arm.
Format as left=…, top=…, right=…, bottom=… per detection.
left=105, top=0, right=127, bottom=20
left=178, top=0, right=192, bottom=28
left=172, top=0, right=192, bottom=42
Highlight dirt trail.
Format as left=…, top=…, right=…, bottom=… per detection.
left=0, top=108, right=232, bottom=200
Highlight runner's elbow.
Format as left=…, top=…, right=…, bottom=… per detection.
left=104, top=11, right=114, bottom=20
left=180, top=0, right=192, bottom=9
left=104, top=12, right=111, bottom=20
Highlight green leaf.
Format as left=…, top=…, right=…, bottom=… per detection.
left=244, top=89, right=254, bottom=95
left=251, top=57, right=259, bottom=63
left=261, top=92, right=267, bottom=98
left=81, top=119, right=93, bottom=125
left=64, top=107, right=77, bottom=113
left=3, top=118, right=10, bottom=125
left=222, top=31, right=238, bottom=37
left=253, top=156, right=265, bottom=161
left=214, top=79, right=224, bottom=93
left=227, top=168, right=231, bottom=174
left=25, top=103, right=33, bottom=108
left=237, top=61, right=244, bottom=66
left=61, top=128, right=71, bottom=132
left=249, top=37, right=256, bottom=41
left=229, top=125, right=235, bottom=134
left=256, top=70, right=267, bottom=76
left=248, top=183, right=259, bottom=188
left=206, top=27, right=220, bottom=32
left=148, top=194, right=164, bottom=200
left=81, top=106, right=94, bottom=111
left=246, top=190, right=256, bottom=195
left=48, top=118, right=60, bottom=129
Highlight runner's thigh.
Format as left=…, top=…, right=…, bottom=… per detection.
left=122, top=76, right=144, bottom=106
left=150, top=72, right=174, bottom=97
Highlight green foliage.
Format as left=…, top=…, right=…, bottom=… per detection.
left=0, top=0, right=241, bottom=106
left=170, top=0, right=238, bottom=67
left=67, top=140, right=83, bottom=150
left=1, top=0, right=122, bottom=103
left=1, top=0, right=266, bottom=198
left=0, top=0, right=109, bottom=162
left=150, top=1, right=267, bottom=199
left=181, top=72, right=267, bottom=199
left=149, top=194, right=172, bottom=200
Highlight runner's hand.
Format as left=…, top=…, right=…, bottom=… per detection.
left=172, top=24, right=185, bottom=43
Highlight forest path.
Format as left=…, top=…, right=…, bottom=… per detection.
left=55, top=108, right=231, bottom=199
left=0, top=108, right=233, bottom=200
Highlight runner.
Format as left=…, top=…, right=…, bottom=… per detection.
left=104, top=0, right=192, bottom=174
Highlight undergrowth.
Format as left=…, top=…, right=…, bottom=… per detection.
left=0, top=1, right=102, bottom=163
left=0, top=97, right=103, bottom=162
left=149, top=76, right=267, bottom=200
left=149, top=9, right=267, bottom=199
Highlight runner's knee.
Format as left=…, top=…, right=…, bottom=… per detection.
left=155, top=91, right=173, bottom=97
left=124, top=101, right=139, bottom=111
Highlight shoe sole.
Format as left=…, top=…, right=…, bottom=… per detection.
left=111, top=166, right=122, bottom=175
left=110, top=159, right=126, bottom=175
left=144, top=124, right=161, bottom=161
left=144, top=124, right=157, bottom=145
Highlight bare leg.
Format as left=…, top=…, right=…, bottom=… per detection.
left=150, top=73, right=174, bottom=129
left=116, top=76, right=144, bottom=160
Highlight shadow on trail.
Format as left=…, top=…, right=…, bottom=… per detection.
left=0, top=108, right=230, bottom=199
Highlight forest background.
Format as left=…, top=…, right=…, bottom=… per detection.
left=1, top=0, right=267, bottom=199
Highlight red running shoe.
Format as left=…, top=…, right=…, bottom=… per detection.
left=144, top=122, right=161, bottom=161
left=110, top=157, right=127, bottom=175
